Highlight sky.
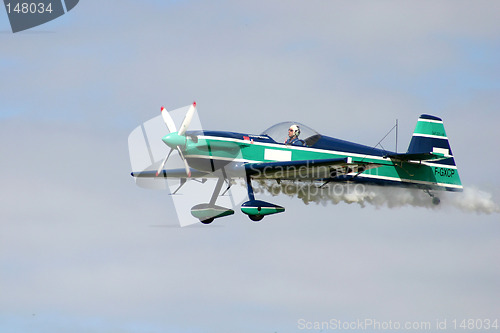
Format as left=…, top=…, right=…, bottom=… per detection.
left=1, top=1, right=500, bottom=332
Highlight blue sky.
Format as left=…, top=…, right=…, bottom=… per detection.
left=1, top=1, right=500, bottom=332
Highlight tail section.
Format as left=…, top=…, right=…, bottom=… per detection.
left=408, top=115, right=453, bottom=163
left=407, top=114, right=463, bottom=191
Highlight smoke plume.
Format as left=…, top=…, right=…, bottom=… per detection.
left=250, top=180, right=499, bottom=214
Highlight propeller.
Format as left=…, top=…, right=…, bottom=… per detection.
left=155, top=102, right=197, bottom=177
left=161, top=106, right=177, bottom=133
left=178, top=101, right=196, bottom=136
left=156, top=147, right=174, bottom=177
left=176, top=145, right=192, bottom=178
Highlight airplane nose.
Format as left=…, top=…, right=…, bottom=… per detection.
left=162, top=132, right=186, bottom=148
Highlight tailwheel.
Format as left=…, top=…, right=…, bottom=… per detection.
left=200, top=218, right=214, bottom=224
left=249, top=215, right=264, bottom=222
left=424, top=189, right=440, bottom=205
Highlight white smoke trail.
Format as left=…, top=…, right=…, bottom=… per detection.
left=442, top=186, right=500, bottom=214
left=248, top=180, right=500, bottom=214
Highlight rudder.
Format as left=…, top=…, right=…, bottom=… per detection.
left=408, top=115, right=454, bottom=164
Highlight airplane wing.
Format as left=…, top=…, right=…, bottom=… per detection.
left=131, top=156, right=388, bottom=182
left=245, top=157, right=382, bottom=181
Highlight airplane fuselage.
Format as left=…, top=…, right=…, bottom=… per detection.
left=182, top=130, right=462, bottom=192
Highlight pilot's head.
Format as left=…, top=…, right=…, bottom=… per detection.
left=288, top=124, right=300, bottom=138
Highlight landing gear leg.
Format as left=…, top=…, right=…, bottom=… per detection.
left=220, top=167, right=232, bottom=196
left=244, top=173, right=263, bottom=222
left=209, top=176, right=225, bottom=206
left=245, top=172, right=255, bottom=202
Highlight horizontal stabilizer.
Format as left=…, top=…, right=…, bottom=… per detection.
left=385, top=151, right=450, bottom=163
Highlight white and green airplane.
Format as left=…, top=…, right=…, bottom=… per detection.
left=131, top=102, right=462, bottom=224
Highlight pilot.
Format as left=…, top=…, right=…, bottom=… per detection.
left=285, top=124, right=306, bottom=146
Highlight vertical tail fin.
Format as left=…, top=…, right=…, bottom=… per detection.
left=408, top=114, right=454, bottom=165
left=407, top=114, right=462, bottom=191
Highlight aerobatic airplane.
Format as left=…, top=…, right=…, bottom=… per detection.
left=130, top=102, right=462, bottom=224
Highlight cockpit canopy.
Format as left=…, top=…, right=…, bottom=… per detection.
left=261, top=121, right=321, bottom=146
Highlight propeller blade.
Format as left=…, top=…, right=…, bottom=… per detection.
left=161, top=106, right=177, bottom=133
left=155, top=148, right=174, bottom=176
left=176, top=146, right=192, bottom=177
left=178, top=101, right=196, bottom=136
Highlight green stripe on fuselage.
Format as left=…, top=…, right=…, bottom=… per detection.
left=361, top=162, right=462, bottom=189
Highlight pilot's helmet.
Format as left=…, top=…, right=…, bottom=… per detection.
left=289, top=124, right=300, bottom=137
